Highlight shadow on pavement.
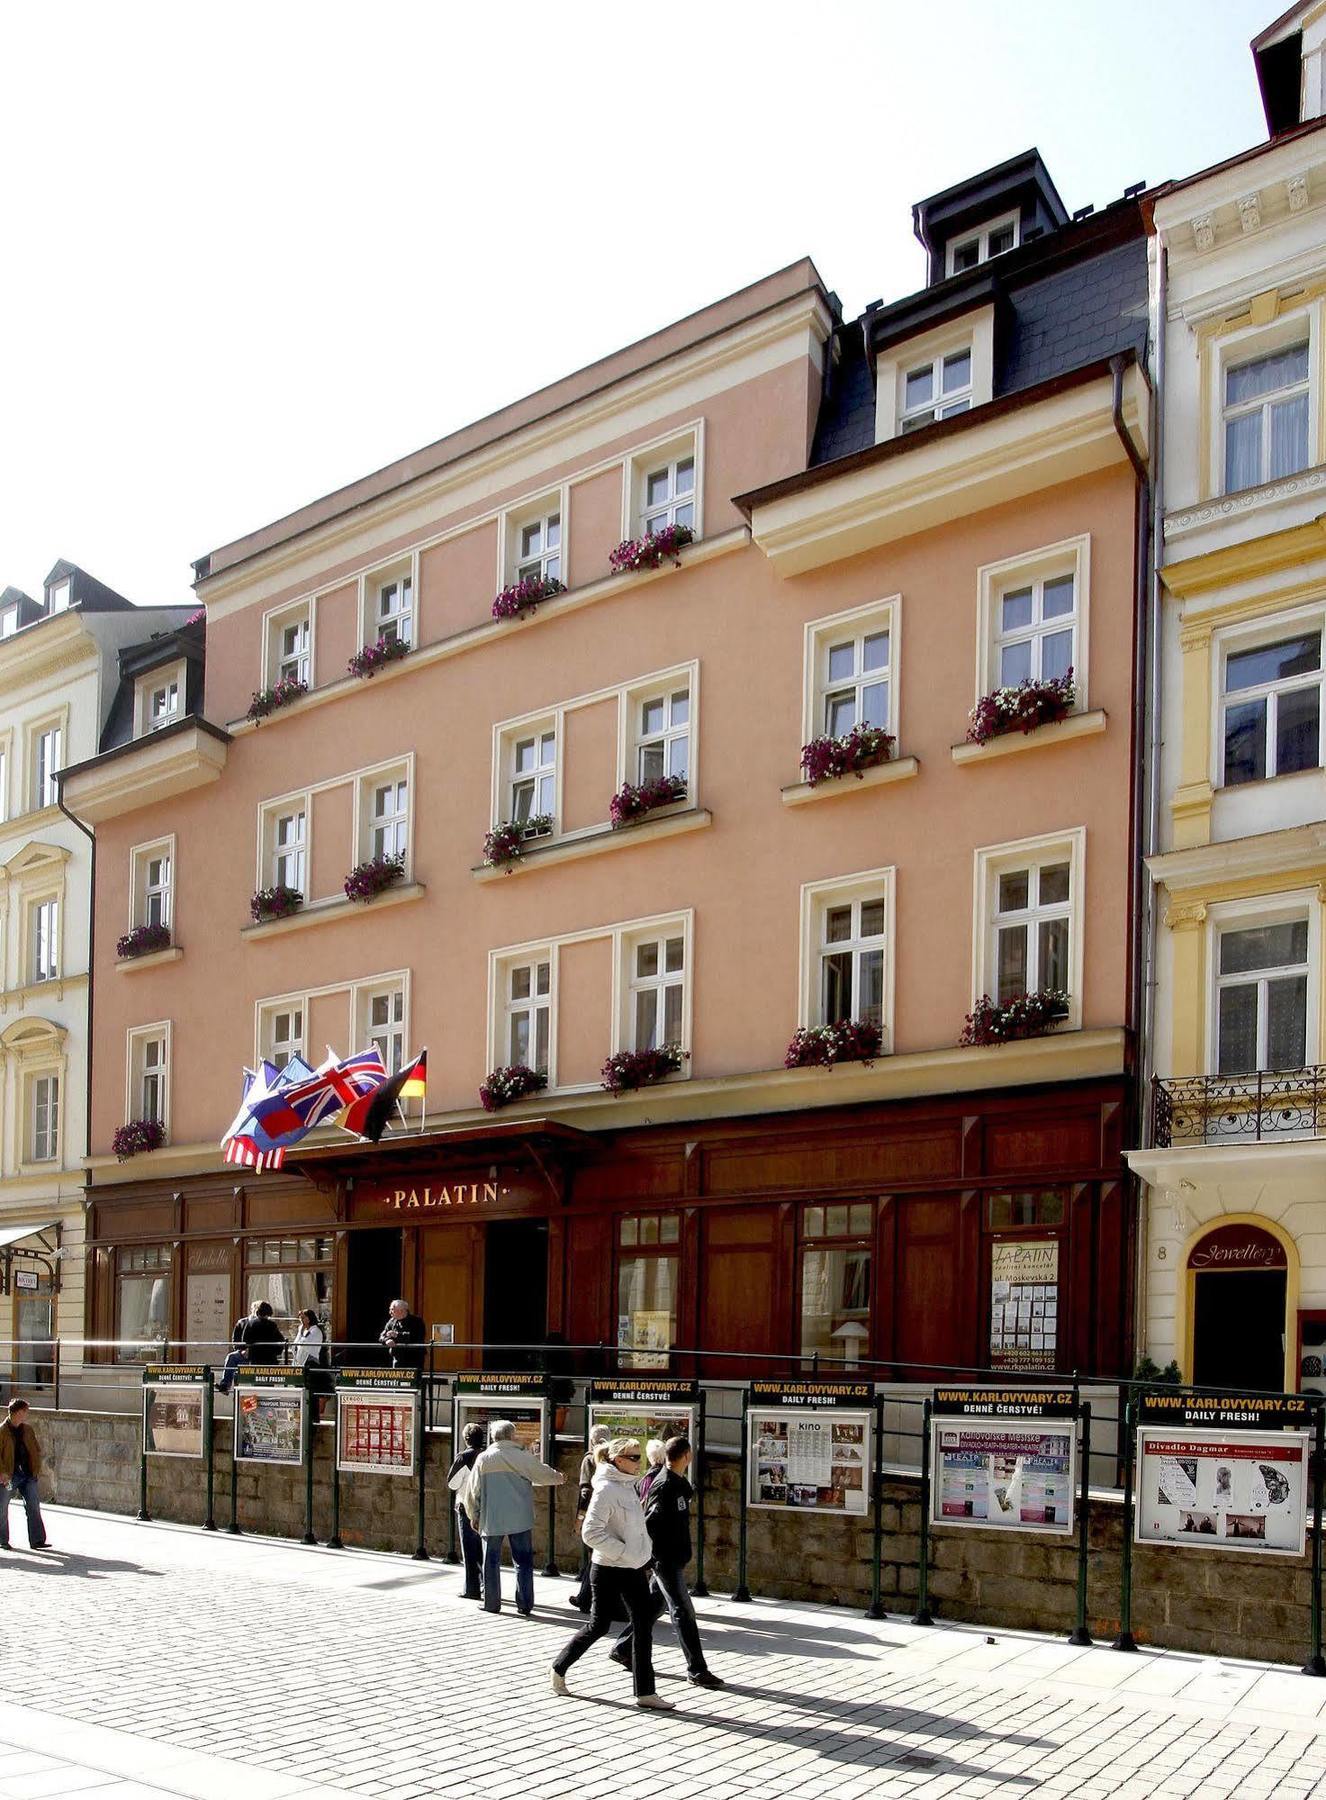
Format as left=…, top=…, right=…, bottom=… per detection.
left=0, top=1549, right=164, bottom=1580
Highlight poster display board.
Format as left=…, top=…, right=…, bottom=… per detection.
left=588, top=1377, right=698, bottom=1478
left=234, top=1368, right=307, bottom=1467
left=142, top=1365, right=208, bottom=1459
left=989, top=1239, right=1059, bottom=1372
left=745, top=1380, right=873, bottom=1514
left=335, top=1368, right=419, bottom=1477
left=930, top=1388, right=1077, bottom=1535
left=454, top=1371, right=549, bottom=1461
left=1135, top=1392, right=1312, bottom=1555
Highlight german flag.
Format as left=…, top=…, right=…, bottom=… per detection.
left=340, top=1051, right=427, bottom=1144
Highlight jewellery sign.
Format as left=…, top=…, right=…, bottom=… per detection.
left=745, top=1381, right=873, bottom=1515
left=989, top=1239, right=1059, bottom=1373
left=234, top=1369, right=307, bottom=1467
left=335, top=1368, right=419, bottom=1478
left=589, top=1378, right=699, bottom=1482
left=1135, top=1393, right=1311, bottom=1555
left=454, top=1370, right=549, bottom=1461
left=142, top=1365, right=208, bottom=1459
left=930, top=1389, right=1077, bottom=1535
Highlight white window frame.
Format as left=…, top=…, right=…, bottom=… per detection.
left=493, top=717, right=560, bottom=832
left=258, top=796, right=310, bottom=893
left=258, top=1000, right=306, bottom=1072
left=1207, top=302, right=1323, bottom=501
left=28, top=894, right=59, bottom=985
left=0, top=604, right=17, bottom=638
left=47, top=578, right=70, bottom=614
left=359, top=979, right=408, bottom=1076
left=1213, top=606, right=1326, bottom=789
left=0, top=731, right=10, bottom=826
left=623, top=425, right=704, bottom=543
left=27, top=1071, right=60, bottom=1164
left=945, top=210, right=1020, bottom=277
left=620, top=663, right=698, bottom=792
left=899, top=346, right=974, bottom=433
left=798, top=869, right=897, bottom=1049
left=975, top=536, right=1091, bottom=706
left=359, top=552, right=418, bottom=650
left=261, top=597, right=314, bottom=692
left=126, top=1022, right=171, bottom=1129
left=495, top=949, right=555, bottom=1076
left=27, top=713, right=66, bottom=814
left=135, top=660, right=186, bottom=736
left=500, top=487, right=569, bottom=592
left=972, top=829, right=1086, bottom=1029
left=353, top=757, right=414, bottom=868
left=617, top=914, right=693, bottom=1059
left=1221, top=337, right=1312, bottom=496
left=130, top=836, right=176, bottom=933
left=875, top=308, right=995, bottom=443
left=1204, top=893, right=1320, bottom=1077
left=802, top=598, right=902, bottom=744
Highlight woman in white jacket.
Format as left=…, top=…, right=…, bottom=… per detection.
left=550, top=1437, right=673, bottom=1710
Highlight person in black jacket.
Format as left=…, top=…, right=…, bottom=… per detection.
left=379, top=1300, right=426, bottom=1371
left=446, top=1422, right=486, bottom=1599
left=241, top=1301, right=287, bottom=1366
left=610, top=1436, right=723, bottom=1689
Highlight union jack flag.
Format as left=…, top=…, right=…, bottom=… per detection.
left=220, top=1054, right=321, bottom=1171
left=247, top=1047, right=388, bottom=1139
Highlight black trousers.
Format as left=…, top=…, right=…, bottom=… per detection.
left=613, top=1560, right=708, bottom=1676
left=553, top=1563, right=656, bottom=1697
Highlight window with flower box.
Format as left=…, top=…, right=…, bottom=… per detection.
left=799, top=1202, right=873, bottom=1366
left=366, top=771, right=409, bottom=863
left=127, top=1024, right=170, bottom=1127
left=634, top=686, right=690, bottom=785
left=265, top=602, right=312, bottom=689
left=508, top=726, right=557, bottom=827
left=503, top=955, right=552, bottom=1075
left=625, top=430, right=702, bottom=543
left=799, top=870, right=896, bottom=1046
left=973, top=829, right=1085, bottom=1025
left=804, top=600, right=899, bottom=742
left=617, top=1212, right=681, bottom=1369
left=625, top=928, right=686, bottom=1053
left=518, top=510, right=561, bottom=585
left=1220, top=623, right=1324, bottom=787
left=976, top=538, right=1090, bottom=710
left=268, top=805, right=307, bottom=891
left=374, top=571, right=413, bottom=648
left=131, top=839, right=174, bottom=932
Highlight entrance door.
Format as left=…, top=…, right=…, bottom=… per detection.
left=483, top=1220, right=547, bottom=1369
left=344, top=1228, right=402, bottom=1364
left=15, top=1275, right=54, bottom=1389
left=1192, top=1268, right=1287, bottom=1391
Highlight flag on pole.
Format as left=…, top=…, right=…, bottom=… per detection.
left=339, top=1052, right=428, bottom=1144
left=247, top=1047, right=387, bottom=1139
left=220, top=1054, right=321, bottom=1170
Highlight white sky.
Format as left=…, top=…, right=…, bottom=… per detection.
left=0, top=0, right=1277, bottom=606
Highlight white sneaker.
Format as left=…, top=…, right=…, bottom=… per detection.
left=636, top=1693, right=675, bottom=1711
left=550, top=1669, right=570, bottom=1696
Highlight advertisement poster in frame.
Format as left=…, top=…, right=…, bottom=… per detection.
left=234, top=1369, right=307, bottom=1467
left=930, top=1387, right=1077, bottom=1535
left=142, top=1365, right=208, bottom=1459
left=746, top=1380, right=873, bottom=1514
left=1135, top=1425, right=1310, bottom=1554
left=588, top=1378, right=698, bottom=1482
left=454, top=1371, right=549, bottom=1461
left=335, top=1368, right=419, bottom=1478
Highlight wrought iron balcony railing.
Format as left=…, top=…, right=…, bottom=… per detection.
left=1152, top=1067, right=1326, bottom=1148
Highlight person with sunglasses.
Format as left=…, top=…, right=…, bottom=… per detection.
left=550, top=1436, right=673, bottom=1710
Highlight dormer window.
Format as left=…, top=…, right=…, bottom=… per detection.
left=135, top=661, right=187, bottom=737
left=901, top=348, right=972, bottom=432
left=0, top=607, right=16, bottom=639
left=47, top=579, right=70, bottom=614
left=945, top=211, right=1020, bottom=277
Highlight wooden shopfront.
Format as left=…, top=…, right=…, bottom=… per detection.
left=83, top=1078, right=1135, bottom=1379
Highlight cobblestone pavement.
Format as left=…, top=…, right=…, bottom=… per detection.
left=6, top=1507, right=1326, bottom=1798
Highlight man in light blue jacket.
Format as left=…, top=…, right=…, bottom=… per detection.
left=462, top=1419, right=564, bottom=1616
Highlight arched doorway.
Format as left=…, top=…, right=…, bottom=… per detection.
left=1188, top=1221, right=1289, bottom=1393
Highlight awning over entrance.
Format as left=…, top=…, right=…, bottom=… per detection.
left=288, top=1117, right=600, bottom=1205
left=0, top=1221, right=62, bottom=1296
left=0, top=1221, right=60, bottom=1251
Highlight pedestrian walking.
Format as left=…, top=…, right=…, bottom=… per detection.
left=611, top=1435, right=723, bottom=1689
left=569, top=1423, right=611, bottom=1611
left=638, top=1438, right=666, bottom=1499
left=379, top=1299, right=426, bottom=1371
left=241, top=1300, right=286, bottom=1366
left=0, top=1399, right=48, bottom=1549
left=550, top=1437, right=673, bottom=1710
left=447, top=1421, right=487, bottom=1600
left=463, top=1419, right=563, bottom=1616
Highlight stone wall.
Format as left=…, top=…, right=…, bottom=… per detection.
left=32, top=1412, right=1317, bottom=1668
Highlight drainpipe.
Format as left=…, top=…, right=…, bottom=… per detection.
left=1110, top=347, right=1155, bottom=1385
left=55, top=782, right=95, bottom=1165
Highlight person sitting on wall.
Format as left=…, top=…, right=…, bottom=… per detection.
left=379, top=1299, right=426, bottom=1371
left=0, top=1399, right=48, bottom=1550
left=462, top=1418, right=564, bottom=1616
left=242, top=1301, right=287, bottom=1366
left=216, top=1301, right=260, bottom=1394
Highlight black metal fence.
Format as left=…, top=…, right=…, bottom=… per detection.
left=1153, top=1066, right=1326, bottom=1146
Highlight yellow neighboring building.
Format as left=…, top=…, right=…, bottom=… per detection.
left=1130, top=7, right=1326, bottom=1394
